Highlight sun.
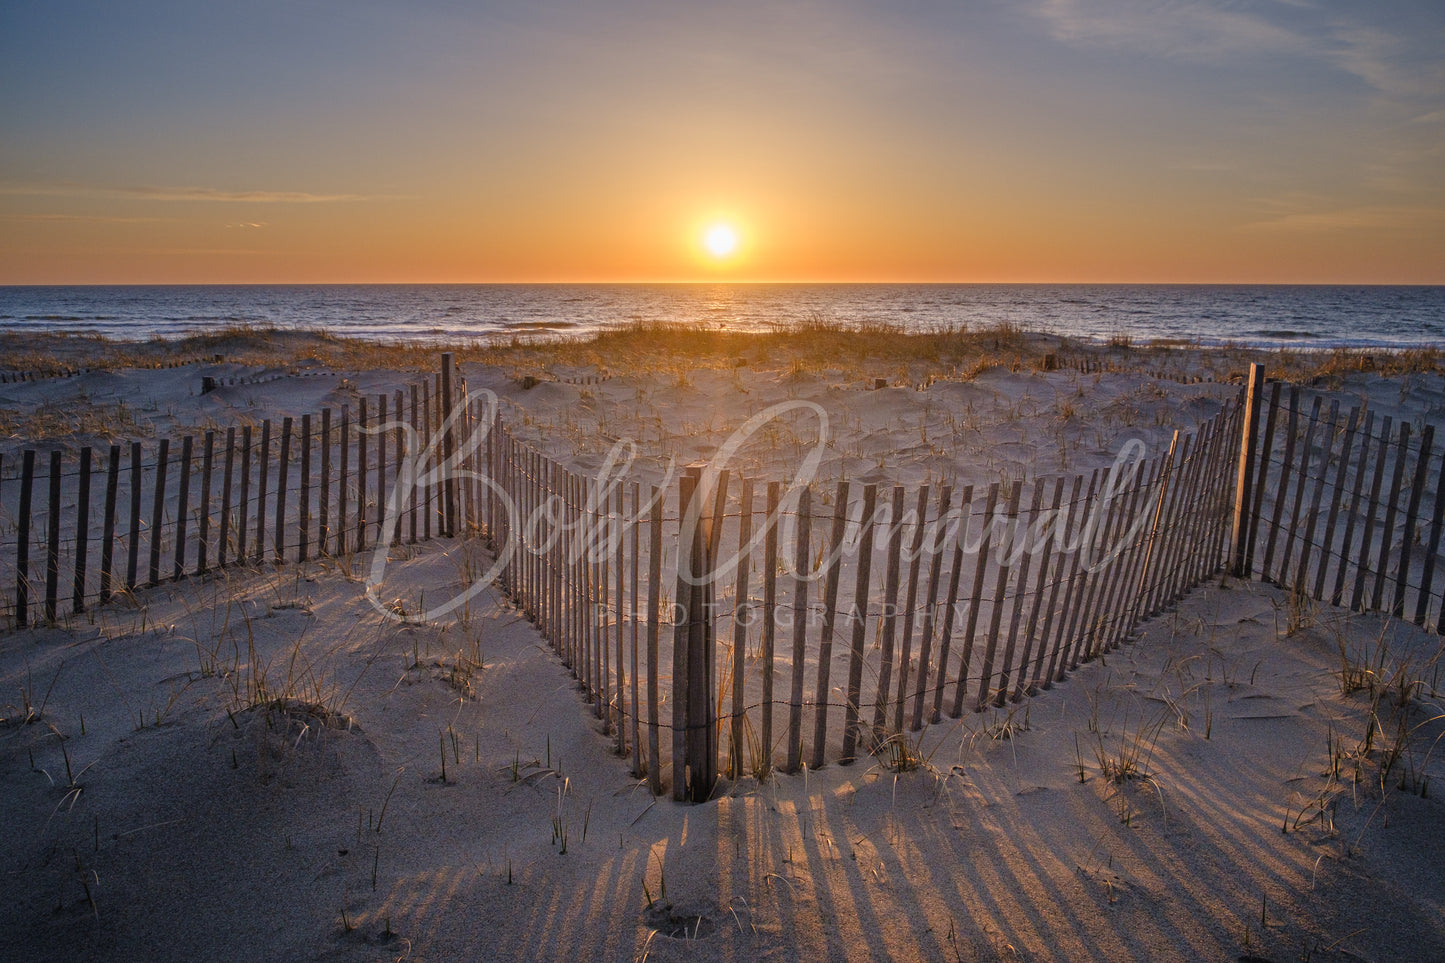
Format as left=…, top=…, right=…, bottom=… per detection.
left=704, top=223, right=738, bottom=258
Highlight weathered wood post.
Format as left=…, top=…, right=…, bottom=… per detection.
left=441, top=352, right=457, bottom=537
left=1230, top=363, right=1266, bottom=577
left=44, top=451, right=62, bottom=625
left=15, top=450, right=35, bottom=628
left=672, top=464, right=720, bottom=802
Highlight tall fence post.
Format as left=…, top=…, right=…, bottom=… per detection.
left=672, top=464, right=719, bottom=802
left=441, top=352, right=457, bottom=537
left=1230, top=363, right=1266, bottom=577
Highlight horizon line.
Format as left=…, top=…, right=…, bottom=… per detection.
left=4, top=279, right=1444, bottom=288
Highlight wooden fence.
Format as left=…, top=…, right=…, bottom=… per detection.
left=1231, top=369, right=1445, bottom=630
left=9, top=355, right=1437, bottom=802
left=477, top=386, right=1245, bottom=800
left=1, top=361, right=467, bottom=628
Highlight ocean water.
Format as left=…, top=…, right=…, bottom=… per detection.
left=1, top=284, right=1442, bottom=349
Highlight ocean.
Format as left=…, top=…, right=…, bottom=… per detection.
left=1, top=284, right=1442, bottom=349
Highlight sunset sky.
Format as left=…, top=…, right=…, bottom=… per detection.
left=2, top=1, right=1442, bottom=284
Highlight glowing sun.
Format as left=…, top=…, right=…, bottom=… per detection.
left=704, top=223, right=738, bottom=257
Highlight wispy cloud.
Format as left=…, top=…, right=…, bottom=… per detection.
left=0, top=212, right=174, bottom=223
left=1033, top=1, right=1445, bottom=101
left=1033, top=0, right=1307, bottom=61
left=1326, top=23, right=1445, bottom=100
left=1244, top=204, right=1445, bottom=233
left=0, top=182, right=374, bottom=203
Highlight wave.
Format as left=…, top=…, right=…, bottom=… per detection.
left=1252, top=329, right=1321, bottom=340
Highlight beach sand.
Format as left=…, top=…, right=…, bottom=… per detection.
left=1, top=328, right=1442, bottom=962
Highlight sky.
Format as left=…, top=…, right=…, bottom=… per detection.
left=1, top=0, right=1442, bottom=284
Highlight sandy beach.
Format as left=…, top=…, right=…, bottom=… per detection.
left=1, top=326, right=1442, bottom=962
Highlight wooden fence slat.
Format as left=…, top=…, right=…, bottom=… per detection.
left=1231, top=364, right=1267, bottom=575
left=174, top=436, right=193, bottom=580
left=15, top=450, right=35, bottom=628
left=148, top=439, right=169, bottom=587
left=1315, top=407, right=1360, bottom=602
left=1261, top=388, right=1301, bottom=581
left=1190, top=412, right=1229, bottom=583
left=44, top=451, right=61, bottom=624
left=1219, top=402, right=1249, bottom=560
left=299, top=415, right=312, bottom=564
left=1103, top=458, right=1155, bottom=653
left=1334, top=411, right=1375, bottom=607
left=1186, top=408, right=1230, bottom=590
left=977, top=481, right=1022, bottom=712
left=785, top=486, right=812, bottom=773
left=393, top=391, right=405, bottom=546
left=441, top=354, right=456, bottom=536
left=421, top=382, right=432, bottom=541
left=199, top=431, right=214, bottom=575
left=337, top=407, right=350, bottom=556
left=631, top=481, right=643, bottom=777
left=995, top=481, right=1042, bottom=707
left=809, top=481, right=851, bottom=770
left=1395, top=425, right=1433, bottom=618
left=871, top=486, right=906, bottom=742
left=1204, top=404, right=1244, bottom=582
left=1277, top=395, right=1323, bottom=585
left=275, top=417, right=292, bottom=565
left=1352, top=417, right=1395, bottom=612
left=572, top=471, right=583, bottom=679
left=645, top=483, right=663, bottom=794
left=1158, top=432, right=1206, bottom=613
left=730, top=479, right=754, bottom=776
left=255, top=420, right=270, bottom=564
left=409, top=386, right=420, bottom=544
left=551, top=459, right=564, bottom=650
left=672, top=468, right=697, bottom=799
left=1076, top=458, right=1131, bottom=664
left=377, top=395, right=388, bottom=548
left=73, top=448, right=92, bottom=613
left=219, top=430, right=235, bottom=569
left=1161, top=434, right=1207, bottom=615
left=840, top=483, right=878, bottom=763
left=1416, top=447, right=1445, bottom=629
left=951, top=483, right=999, bottom=716
left=355, top=399, right=368, bottom=552
left=1058, top=470, right=1104, bottom=672
left=594, top=476, right=608, bottom=722
left=99, top=445, right=120, bottom=604
left=892, top=486, right=933, bottom=734
left=920, top=486, right=962, bottom=729
left=238, top=426, right=252, bottom=563
left=1245, top=381, right=1284, bottom=570
left=1051, top=471, right=1101, bottom=678
left=1136, top=438, right=1180, bottom=621
left=126, top=442, right=143, bottom=590
left=1040, top=475, right=1084, bottom=687
left=1015, top=476, right=1065, bottom=698
left=760, top=481, right=780, bottom=775
left=614, top=481, right=626, bottom=753
left=1371, top=421, right=1412, bottom=610
left=1192, top=411, right=1232, bottom=586
left=1294, top=400, right=1338, bottom=594
left=319, top=410, right=332, bottom=556
left=1099, top=453, right=1152, bottom=653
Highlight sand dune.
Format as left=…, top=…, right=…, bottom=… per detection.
left=1, top=331, right=1442, bottom=962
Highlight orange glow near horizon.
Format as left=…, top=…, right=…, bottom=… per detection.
left=1, top=5, right=1442, bottom=284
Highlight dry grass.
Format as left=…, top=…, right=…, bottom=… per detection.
left=2, top=322, right=1438, bottom=393
left=0, top=399, right=154, bottom=447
